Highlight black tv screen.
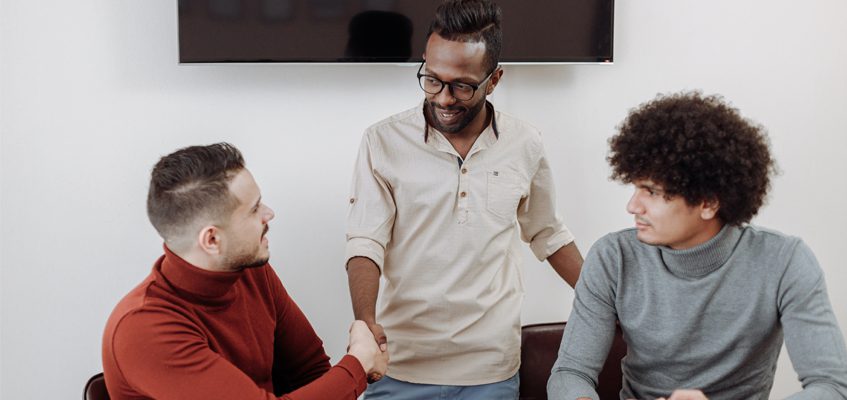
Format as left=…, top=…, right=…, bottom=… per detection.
left=178, top=0, right=614, bottom=63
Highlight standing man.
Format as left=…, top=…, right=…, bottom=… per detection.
left=103, top=143, right=387, bottom=400
left=548, top=92, right=847, bottom=399
left=346, top=0, right=583, bottom=397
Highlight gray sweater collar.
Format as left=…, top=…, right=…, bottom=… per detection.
left=659, top=225, right=742, bottom=278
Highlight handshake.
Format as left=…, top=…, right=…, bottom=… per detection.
left=347, top=320, right=389, bottom=383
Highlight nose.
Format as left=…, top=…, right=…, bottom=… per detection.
left=433, top=84, right=458, bottom=107
left=263, top=205, right=275, bottom=222
left=626, top=190, right=643, bottom=215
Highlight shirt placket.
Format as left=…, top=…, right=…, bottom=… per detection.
left=457, top=159, right=470, bottom=224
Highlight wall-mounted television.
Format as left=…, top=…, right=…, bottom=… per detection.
left=178, top=0, right=614, bottom=64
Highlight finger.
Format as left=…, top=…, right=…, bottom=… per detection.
left=367, top=372, right=383, bottom=384
left=371, top=324, right=388, bottom=350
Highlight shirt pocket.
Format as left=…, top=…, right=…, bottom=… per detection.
left=486, top=171, right=522, bottom=219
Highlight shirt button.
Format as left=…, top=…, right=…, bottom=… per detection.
left=461, top=168, right=468, bottom=174
left=460, top=191, right=467, bottom=198
left=349, top=198, right=355, bottom=204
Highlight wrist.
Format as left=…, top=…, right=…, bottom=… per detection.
left=348, top=349, right=373, bottom=373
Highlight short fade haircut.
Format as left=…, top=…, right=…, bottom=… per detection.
left=608, top=92, right=775, bottom=226
left=427, top=0, right=502, bottom=74
left=147, top=143, right=245, bottom=244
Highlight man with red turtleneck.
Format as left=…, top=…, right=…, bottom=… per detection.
left=102, top=143, right=386, bottom=400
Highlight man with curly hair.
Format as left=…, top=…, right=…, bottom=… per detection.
left=548, top=92, right=847, bottom=400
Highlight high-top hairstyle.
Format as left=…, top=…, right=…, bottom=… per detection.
left=147, top=143, right=245, bottom=244
left=427, top=0, right=502, bottom=74
left=608, top=91, right=776, bottom=226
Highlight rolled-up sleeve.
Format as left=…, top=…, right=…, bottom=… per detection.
left=518, top=139, right=575, bottom=261
left=345, top=132, right=396, bottom=273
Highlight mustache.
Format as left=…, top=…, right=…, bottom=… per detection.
left=428, top=102, right=465, bottom=112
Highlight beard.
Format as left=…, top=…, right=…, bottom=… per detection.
left=236, top=256, right=269, bottom=270
left=224, top=250, right=269, bottom=271
left=425, top=96, right=486, bottom=135
left=224, top=226, right=270, bottom=271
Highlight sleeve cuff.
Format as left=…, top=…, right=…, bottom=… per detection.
left=345, top=237, right=386, bottom=273
left=530, top=229, right=576, bottom=261
left=337, top=354, right=368, bottom=395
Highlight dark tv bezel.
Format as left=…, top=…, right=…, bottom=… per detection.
left=177, top=0, right=615, bottom=65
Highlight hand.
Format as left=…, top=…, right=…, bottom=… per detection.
left=657, top=389, right=709, bottom=400
left=367, top=322, right=388, bottom=352
left=347, top=321, right=388, bottom=383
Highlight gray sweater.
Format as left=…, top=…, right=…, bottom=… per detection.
left=548, top=225, right=847, bottom=399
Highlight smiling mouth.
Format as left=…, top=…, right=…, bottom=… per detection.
left=432, top=105, right=464, bottom=122
left=438, top=109, right=461, bottom=118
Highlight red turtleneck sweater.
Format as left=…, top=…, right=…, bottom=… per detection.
left=102, top=246, right=367, bottom=399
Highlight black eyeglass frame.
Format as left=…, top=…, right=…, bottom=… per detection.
left=416, top=61, right=498, bottom=101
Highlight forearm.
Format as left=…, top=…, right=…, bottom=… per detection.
left=346, top=257, right=381, bottom=323
left=548, top=366, right=600, bottom=400
left=785, top=385, right=847, bottom=400
left=547, top=242, right=583, bottom=288
left=281, top=355, right=367, bottom=400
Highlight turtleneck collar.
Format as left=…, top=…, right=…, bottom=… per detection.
left=158, top=244, right=244, bottom=307
left=659, top=225, right=742, bottom=278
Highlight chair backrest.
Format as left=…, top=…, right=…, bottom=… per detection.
left=519, top=322, right=626, bottom=400
left=83, top=372, right=110, bottom=400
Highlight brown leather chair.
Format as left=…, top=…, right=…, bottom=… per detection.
left=83, top=372, right=110, bottom=400
left=519, top=322, right=626, bottom=400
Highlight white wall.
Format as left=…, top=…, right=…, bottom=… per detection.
left=2, top=0, right=846, bottom=398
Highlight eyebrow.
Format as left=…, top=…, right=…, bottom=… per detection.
left=637, top=183, right=665, bottom=193
left=424, top=67, right=480, bottom=84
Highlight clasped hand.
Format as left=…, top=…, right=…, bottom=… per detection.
left=347, top=321, right=389, bottom=383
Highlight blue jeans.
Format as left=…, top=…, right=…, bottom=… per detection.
left=364, top=373, right=519, bottom=400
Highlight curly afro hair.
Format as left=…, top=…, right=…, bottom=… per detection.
left=608, top=91, right=775, bottom=226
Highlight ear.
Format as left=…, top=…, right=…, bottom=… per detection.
left=699, top=199, right=720, bottom=220
left=486, top=67, right=504, bottom=95
left=197, top=225, right=222, bottom=256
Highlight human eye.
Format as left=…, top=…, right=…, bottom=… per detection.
left=637, top=185, right=657, bottom=197
left=452, top=82, right=473, bottom=94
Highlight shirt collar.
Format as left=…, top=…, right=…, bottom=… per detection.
left=658, top=225, right=742, bottom=278
left=158, top=244, right=245, bottom=306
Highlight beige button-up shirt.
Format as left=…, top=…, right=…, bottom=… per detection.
left=346, top=103, right=574, bottom=385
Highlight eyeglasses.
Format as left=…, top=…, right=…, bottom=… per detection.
left=416, top=62, right=496, bottom=101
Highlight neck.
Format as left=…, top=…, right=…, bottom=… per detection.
left=443, top=103, right=491, bottom=158
left=671, top=219, right=725, bottom=250
left=659, top=224, right=742, bottom=278
left=170, top=245, right=225, bottom=272
left=462, top=101, right=492, bottom=139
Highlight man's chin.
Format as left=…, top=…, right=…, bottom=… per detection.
left=635, top=232, right=662, bottom=247
left=237, top=256, right=270, bottom=270
left=427, top=106, right=469, bottom=134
